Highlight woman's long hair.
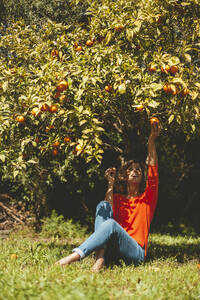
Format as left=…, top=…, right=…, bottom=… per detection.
left=114, top=160, right=147, bottom=196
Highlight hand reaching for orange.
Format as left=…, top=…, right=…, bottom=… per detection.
left=105, top=168, right=116, bottom=185
left=150, top=117, right=161, bottom=139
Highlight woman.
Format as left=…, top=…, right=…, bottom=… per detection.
left=56, top=121, right=160, bottom=272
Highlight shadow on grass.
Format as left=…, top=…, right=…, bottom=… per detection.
left=146, top=239, right=200, bottom=263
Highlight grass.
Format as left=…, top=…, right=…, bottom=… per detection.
left=0, top=213, right=200, bottom=300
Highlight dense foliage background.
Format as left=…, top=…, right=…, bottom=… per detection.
left=0, top=0, right=200, bottom=231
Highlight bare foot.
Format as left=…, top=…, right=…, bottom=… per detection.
left=92, top=248, right=105, bottom=273
left=55, top=252, right=80, bottom=267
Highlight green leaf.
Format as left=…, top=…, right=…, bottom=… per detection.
left=126, top=29, right=135, bottom=41
left=2, top=81, right=8, bottom=92
left=91, top=77, right=97, bottom=85
left=96, top=127, right=104, bottom=132
left=148, top=100, right=160, bottom=108
left=0, top=154, right=6, bottom=162
left=170, top=56, right=180, bottom=65
left=82, top=129, right=93, bottom=134
left=181, top=2, right=191, bottom=6
left=78, top=106, right=84, bottom=113
left=92, top=118, right=101, bottom=124
left=195, top=83, right=200, bottom=89
left=80, top=120, right=87, bottom=126
left=95, top=137, right=102, bottom=145
left=149, top=83, right=163, bottom=91
left=27, top=159, right=38, bottom=164
left=171, top=78, right=187, bottom=88
left=184, top=53, right=191, bottom=63
left=104, top=31, right=112, bottom=45
left=191, top=124, right=195, bottom=132
left=191, top=91, right=198, bottom=101
left=168, top=114, right=175, bottom=124
left=13, top=170, right=19, bottom=179
left=133, top=20, right=141, bottom=33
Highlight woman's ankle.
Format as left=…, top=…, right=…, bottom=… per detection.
left=96, top=248, right=105, bottom=259
left=56, top=252, right=80, bottom=266
left=92, top=257, right=105, bottom=272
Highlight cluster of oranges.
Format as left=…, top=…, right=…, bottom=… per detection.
left=148, top=64, right=190, bottom=97
left=16, top=103, right=59, bottom=124
left=16, top=79, right=69, bottom=123
left=73, top=38, right=95, bottom=53
left=163, top=84, right=189, bottom=96
left=148, top=64, right=179, bottom=75
left=15, top=75, right=83, bottom=157
left=51, top=138, right=82, bottom=157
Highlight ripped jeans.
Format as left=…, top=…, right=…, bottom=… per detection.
left=73, top=201, right=145, bottom=265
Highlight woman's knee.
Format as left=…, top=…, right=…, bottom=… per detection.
left=102, top=218, right=117, bottom=232
left=96, top=200, right=113, bottom=215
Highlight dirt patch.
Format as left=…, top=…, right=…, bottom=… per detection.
left=0, top=193, right=32, bottom=231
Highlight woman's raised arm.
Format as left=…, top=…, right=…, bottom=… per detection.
left=146, top=120, right=160, bottom=166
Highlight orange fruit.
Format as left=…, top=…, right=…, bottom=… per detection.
left=64, top=137, right=71, bottom=143
left=16, top=115, right=25, bottom=123
left=163, top=84, right=170, bottom=93
left=52, top=149, right=58, bottom=156
left=56, top=80, right=68, bottom=92
left=51, top=49, right=59, bottom=57
left=50, top=104, right=58, bottom=113
left=161, top=65, right=170, bottom=73
left=135, top=104, right=144, bottom=112
left=149, top=66, right=156, bottom=73
left=75, top=46, right=83, bottom=52
left=170, top=65, right=179, bottom=75
left=105, top=85, right=112, bottom=92
left=150, top=117, right=160, bottom=125
left=172, top=88, right=178, bottom=95
left=114, top=25, right=124, bottom=32
left=165, top=65, right=170, bottom=72
left=181, top=88, right=189, bottom=96
left=52, top=140, right=60, bottom=148
left=168, top=84, right=177, bottom=95
left=86, top=40, right=94, bottom=47
left=40, top=103, right=49, bottom=112
left=35, top=137, right=40, bottom=144
left=32, top=107, right=40, bottom=117
left=10, top=254, right=17, bottom=260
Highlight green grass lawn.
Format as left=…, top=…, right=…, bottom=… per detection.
left=0, top=216, right=200, bottom=300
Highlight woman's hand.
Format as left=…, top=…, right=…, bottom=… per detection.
left=105, top=168, right=116, bottom=206
left=105, top=167, right=116, bottom=186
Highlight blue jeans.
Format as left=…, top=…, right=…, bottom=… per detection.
left=73, top=201, right=145, bottom=266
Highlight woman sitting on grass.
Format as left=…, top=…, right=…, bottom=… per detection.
left=56, top=121, right=160, bottom=272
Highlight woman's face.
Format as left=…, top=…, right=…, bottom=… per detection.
left=126, top=162, right=142, bottom=184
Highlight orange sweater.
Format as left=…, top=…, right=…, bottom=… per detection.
left=113, top=165, right=158, bottom=257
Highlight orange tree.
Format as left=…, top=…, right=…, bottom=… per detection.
left=0, top=0, right=200, bottom=219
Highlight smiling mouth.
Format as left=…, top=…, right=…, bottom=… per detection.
left=131, top=175, right=139, bottom=179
